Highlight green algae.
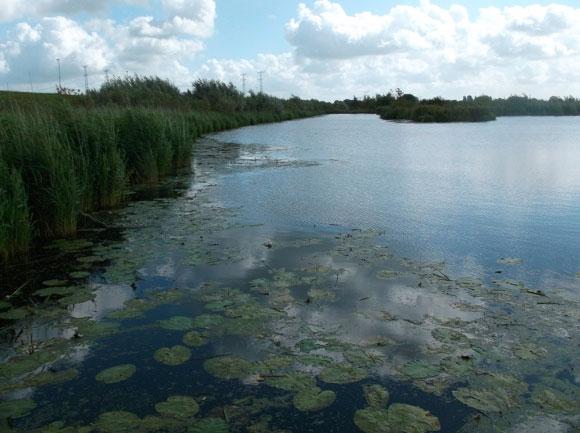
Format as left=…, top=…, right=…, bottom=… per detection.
left=183, top=331, right=208, bottom=347
left=154, top=396, right=200, bottom=419
left=96, top=364, right=136, bottom=384
left=354, top=404, right=440, bottom=433
left=363, top=384, right=390, bottom=408
left=265, top=372, right=316, bottom=392
left=154, top=346, right=192, bottom=366
left=159, top=316, right=194, bottom=331
left=189, top=417, right=229, bottom=433
left=0, top=399, right=36, bottom=419
left=204, top=356, right=254, bottom=380
left=319, top=363, right=368, bottom=384
left=94, top=411, right=140, bottom=433
left=293, top=387, right=336, bottom=412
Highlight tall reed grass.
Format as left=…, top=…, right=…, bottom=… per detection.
left=0, top=78, right=335, bottom=263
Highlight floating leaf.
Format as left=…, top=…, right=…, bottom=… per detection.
left=320, top=364, right=368, bottom=384
left=354, top=404, right=440, bottom=433
left=96, top=364, right=136, bottom=384
left=159, top=316, right=194, bottom=331
left=363, top=384, right=389, bottom=408
left=193, top=314, right=225, bottom=329
left=183, top=331, right=207, bottom=347
left=0, top=399, right=36, bottom=419
left=0, top=308, right=28, bottom=320
left=69, top=271, right=90, bottom=279
left=154, top=346, right=191, bottom=366
left=452, top=387, right=514, bottom=414
left=204, top=356, right=254, bottom=380
left=293, top=387, right=336, bottom=412
left=265, top=372, right=316, bottom=392
left=94, top=411, right=140, bottom=433
left=189, top=418, right=229, bottom=433
left=155, top=396, right=199, bottom=419
left=400, top=360, right=441, bottom=380
left=531, top=386, right=579, bottom=414
left=376, top=270, right=398, bottom=280
left=42, top=279, right=69, bottom=287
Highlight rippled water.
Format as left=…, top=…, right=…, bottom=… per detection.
left=214, top=114, right=580, bottom=288
left=1, top=115, right=579, bottom=433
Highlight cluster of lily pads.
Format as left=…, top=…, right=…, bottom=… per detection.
left=1, top=141, right=579, bottom=433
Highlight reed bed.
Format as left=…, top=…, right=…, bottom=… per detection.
left=0, top=80, right=334, bottom=262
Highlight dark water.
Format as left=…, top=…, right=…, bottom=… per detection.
left=1, top=115, right=579, bottom=433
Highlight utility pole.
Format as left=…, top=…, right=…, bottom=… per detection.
left=83, top=65, right=89, bottom=94
left=258, top=70, right=265, bottom=94
left=105, top=69, right=110, bottom=82
left=56, top=58, right=62, bottom=89
left=28, top=72, right=34, bottom=92
left=241, top=73, right=247, bottom=95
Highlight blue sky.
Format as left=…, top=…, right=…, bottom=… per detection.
left=1, top=0, right=580, bottom=99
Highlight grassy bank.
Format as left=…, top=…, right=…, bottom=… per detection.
left=0, top=78, right=336, bottom=262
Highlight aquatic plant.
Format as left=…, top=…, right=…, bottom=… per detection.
left=354, top=404, right=440, bottom=433
left=293, top=387, right=336, bottom=412
left=319, top=364, right=368, bottom=384
left=183, top=331, right=207, bottom=347
left=154, top=396, right=199, bottom=419
left=204, top=356, right=254, bottom=380
left=189, top=417, right=229, bottom=433
left=154, top=346, right=191, bottom=366
left=0, top=399, right=36, bottom=419
left=363, top=385, right=390, bottom=408
left=158, top=316, right=194, bottom=331
left=95, top=364, right=136, bottom=384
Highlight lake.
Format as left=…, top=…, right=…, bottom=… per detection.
left=1, top=115, right=578, bottom=433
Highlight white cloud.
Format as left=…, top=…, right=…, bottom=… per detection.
left=0, top=0, right=215, bottom=91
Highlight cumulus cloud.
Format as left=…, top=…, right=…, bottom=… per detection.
left=0, top=0, right=216, bottom=91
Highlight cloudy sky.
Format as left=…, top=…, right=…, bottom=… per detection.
left=1, top=0, right=579, bottom=100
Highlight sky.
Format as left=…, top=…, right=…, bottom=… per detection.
left=1, top=0, right=580, bottom=100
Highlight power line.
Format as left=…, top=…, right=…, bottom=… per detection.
left=241, top=73, right=247, bottom=95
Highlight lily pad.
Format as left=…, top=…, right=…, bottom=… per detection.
left=400, top=360, right=441, bottom=380
left=193, top=314, right=225, bottom=329
left=354, top=404, right=440, bottom=433
left=33, top=286, right=77, bottom=298
left=96, top=364, right=136, bottom=384
left=155, top=396, right=199, bottom=419
left=265, top=372, right=316, bottom=392
left=159, top=316, right=194, bottom=331
left=293, top=387, right=336, bottom=412
left=189, top=418, right=229, bottom=433
left=183, top=331, right=208, bottom=347
left=42, top=279, right=69, bottom=287
left=0, top=399, right=36, bottom=419
left=154, top=346, right=191, bottom=366
left=531, top=386, right=579, bottom=414
left=204, top=356, right=254, bottom=380
left=320, top=364, right=368, bottom=384
left=363, top=384, right=390, bottom=408
left=452, top=387, right=513, bottom=414
left=307, top=288, right=336, bottom=302
left=94, top=411, right=140, bottom=433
